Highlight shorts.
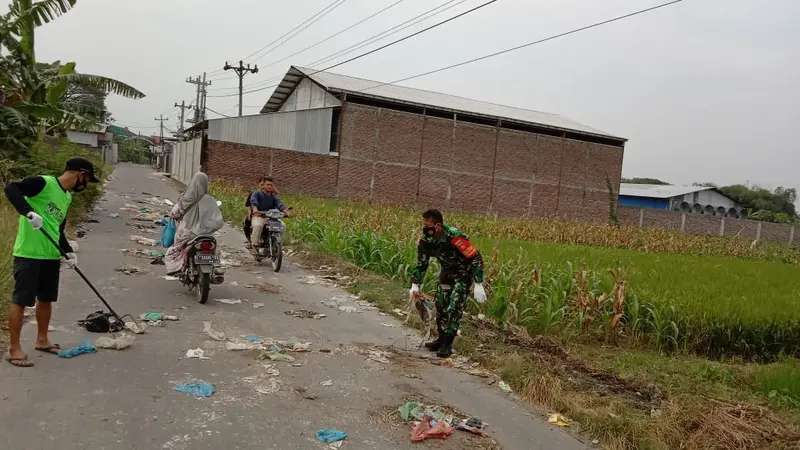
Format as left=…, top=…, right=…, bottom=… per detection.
left=12, top=257, right=61, bottom=307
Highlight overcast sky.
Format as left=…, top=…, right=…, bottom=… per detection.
left=7, top=0, right=799, bottom=191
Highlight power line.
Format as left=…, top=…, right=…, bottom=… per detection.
left=258, top=0, right=408, bottom=72
left=206, top=106, right=232, bottom=118
left=211, top=0, right=463, bottom=93
left=359, top=0, right=687, bottom=92
left=207, top=0, right=493, bottom=99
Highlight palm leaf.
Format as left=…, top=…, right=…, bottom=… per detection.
left=0, top=105, right=32, bottom=129
left=9, top=0, right=77, bottom=27
left=45, top=61, right=74, bottom=105
left=47, top=73, right=145, bottom=99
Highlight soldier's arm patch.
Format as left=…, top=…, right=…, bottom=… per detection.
left=451, top=236, right=478, bottom=259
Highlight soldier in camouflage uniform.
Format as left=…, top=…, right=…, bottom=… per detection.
left=410, top=209, right=486, bottom=358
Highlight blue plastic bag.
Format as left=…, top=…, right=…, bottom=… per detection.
left=160, top=218, right=176, bottom=248
left=316, top=429, right=347, bottom=443
left=58, top=337, right=97, bottom=358
left=174, top=382, right=215, bottom=398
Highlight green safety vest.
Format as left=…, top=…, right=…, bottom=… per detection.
left=13, top=175, right=72, bottom=260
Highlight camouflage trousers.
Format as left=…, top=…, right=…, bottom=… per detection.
left=435, top=266, right=473, bottom=337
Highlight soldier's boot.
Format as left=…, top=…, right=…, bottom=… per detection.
left=436, top=334, right=455, bottom=358
left=424, top=327, right=445, bottom=351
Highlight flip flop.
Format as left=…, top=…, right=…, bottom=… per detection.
left=5, top=353, right=34, bottom=368
left=34, top=344, right=61, bottom=355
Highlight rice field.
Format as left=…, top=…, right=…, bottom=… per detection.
left=210, top=183, right=800, bottom=360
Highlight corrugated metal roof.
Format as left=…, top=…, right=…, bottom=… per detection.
left=262, top=66, right=625, bottom=142
left=619, top=184, right=715, bottom=199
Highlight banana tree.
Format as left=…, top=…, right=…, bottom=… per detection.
left=1, top=0, right=144, bottom=151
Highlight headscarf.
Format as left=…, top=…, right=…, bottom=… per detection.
left=173, top=172, right=224, bottom=236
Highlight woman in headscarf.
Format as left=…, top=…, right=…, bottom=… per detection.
left=165, top=172, right=224, bottom=274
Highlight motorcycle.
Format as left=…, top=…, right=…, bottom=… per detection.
left=252, top=208, right=289, bottom=272
left=179, top=234, right=225, bottom=304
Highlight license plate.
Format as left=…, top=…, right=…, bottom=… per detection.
left=268, top=225, right=282, bottom=232
left=194, top=254, right=219, bottom=264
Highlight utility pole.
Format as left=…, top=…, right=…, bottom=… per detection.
left=224, top=60, right=258, bottom=116
left=174, top=101, right=194, bottom=136
left=186, top=74, right=211, bottom=123
left=154, top=115, right=168, bottom=166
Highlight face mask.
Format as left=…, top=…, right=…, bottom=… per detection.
left=73, top=174, right=87, bottom=193
left=423, top=226, right=437, bottom=237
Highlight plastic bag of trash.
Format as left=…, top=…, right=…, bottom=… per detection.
left=174, top=382, right=215, bottom=398
left=95, top=334, right=135, bottom=350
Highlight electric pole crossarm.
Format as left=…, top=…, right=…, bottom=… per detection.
left=223, top=60, right=259, bottom=117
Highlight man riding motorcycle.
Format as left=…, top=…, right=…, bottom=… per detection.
left=249, top=176, right=290, bottom=251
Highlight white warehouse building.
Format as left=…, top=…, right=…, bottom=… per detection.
left=618, top=184, right=746, bottom=218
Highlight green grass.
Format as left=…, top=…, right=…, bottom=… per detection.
left=209, top=183, right=800, bottom=360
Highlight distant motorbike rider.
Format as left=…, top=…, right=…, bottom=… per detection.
left=409, top=209, right=486, bottom=358
left=249, top=176, right=290, bottom=250
left=243, top=176, right=271, bottom=246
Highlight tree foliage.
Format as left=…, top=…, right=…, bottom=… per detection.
left=0, top=0, right=143, bottom=156
left=621, top=177, right=669, bottom=185
left=718, top=185, right=797, bottom=223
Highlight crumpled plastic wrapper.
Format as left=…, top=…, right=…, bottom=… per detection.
left=96, top=334, right=136, bottom=350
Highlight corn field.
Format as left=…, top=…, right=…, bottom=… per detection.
left=210, top=183, right=800, bottom=361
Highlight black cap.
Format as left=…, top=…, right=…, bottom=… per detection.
left=65, top=157, right=100, bottom=183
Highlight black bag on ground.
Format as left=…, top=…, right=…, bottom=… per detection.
left=78, top=311, right=118, bottom=333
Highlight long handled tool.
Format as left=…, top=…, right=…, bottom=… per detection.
left=34, top=221, right=126, bottom=326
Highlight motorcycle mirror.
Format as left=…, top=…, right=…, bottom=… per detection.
left=216, top=201, right=222, bottom=207
left=164, top=199, right=174, bottom=206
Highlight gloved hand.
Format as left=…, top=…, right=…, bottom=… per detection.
left=473, top=283, right=487, bottom=304
left=26, top=212, right=43, bottom=231
left=409, top=284, right=420, bottom=298
left=64, top=252, right=78, bottom=269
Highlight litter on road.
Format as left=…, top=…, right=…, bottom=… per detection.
left=338, top=306, right=359, bottom=313
left=216, top=299, right=243, bottom=305
left=140, top=312, right=179, bottom=322
left=255, top=378, right=280, bottom=395
left=294, top=386, right=317, bottom=400
left=161, top=276, right=179, bottom=281
left=95, top=334, right=135, bottom=350
left=203, top=322, right=226, bottom=341
left=367, top=350, right=391, bottom=364
left=244, top=335, right=264, bottom=343
left=125, top=321, right=147, bottom=334
left=411, top=417, right=454, bottom=442
left=454, top=417, right=489, bottom=436
left=226, top=342, right=256, bottom=351
left=381, top=323, right=396, bottom=328
left=498, top=381, right=513, bottom=394
left=174, top=382, right=215, bottom=398
left=548, top=413, right=570, bottom=427
left=284, top=309, right=326, bottom=319
left=320, top=380, right=333, bottom=387
left=252, top=302, right=265, bottom=309
left=58, top=337, right=97, bottom=358
left=114, top=265, right=147, bottom=275
left=258, top=351, right=295, bottom=362
left=186, top=348, right=209, bottom=360
left=130, top=235, right=158, bottom=246
left=316, top=429, right=347, bottom=444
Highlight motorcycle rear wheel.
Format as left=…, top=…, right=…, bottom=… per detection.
left=197, top=273, right=211, bottom=304
left=271, top=237, right=283, bottom=273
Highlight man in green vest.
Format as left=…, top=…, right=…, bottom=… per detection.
left=3, top=157, right=99, bottom=367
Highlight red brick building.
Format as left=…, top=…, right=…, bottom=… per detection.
left=202, top=66, right=627, bottom=220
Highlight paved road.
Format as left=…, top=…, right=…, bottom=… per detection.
left=0, top=164, right=587, bottom=450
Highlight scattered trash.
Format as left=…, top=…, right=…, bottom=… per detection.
left=548, top=413, right=569, bottom=427
left=316, top=430, right=347, bottom=444
left=285, top=309, right=326, bottom=319
left=320, top=380, right=333, bottom=387
left=226, top=342, right=256, bottom=351
left=174, top=382, right=215, bottom=398
left=109, top=213, right=120, bottom=219
left=289, top=342, right=311, bottom=352
left=454, top=417, right=488, bottom=436
left=122, top=248, right=165, bottom=258
left=398, top=402, right=449, bottom=423
left=465, top=369, right=491, bottom=378
left=259, top=351, right=295, bottom=362
left=125, top=321, right=147, bottom=334
left=338, top=306, right=359, bottom=313
left=381, top=323, right=396, bottom=328
left=367, top=350, right=391, bottom=364
left=294, top=386, right=317, bottom=400
left=140, top=312, right=178, bottom=322
left=411, top=417, right=453, bottom=442
left=498, top=381, right=513, bottom=394
left=392, top=308, right=407, bottom=316
left=114, top=265, right=147, bottom=275
left=216, top=299, right=243, bottom=305
left=58, top=337, right=97, bottom=358
left=95, top=334, right=135, bottom=350
left=264, top=365, right=280, bottom=376
left=379, top=312, right=388, bottom=316
left=186, top=348, right=209, bottom=360
left=255, top=378, right=280, bottom=395
left=252, top=302, right=265, bottom=309
left=130, top=235, right=158, bottom=246
left=253, top=282, right=280, bottom=294
left=244, top=335, right=264, bottom=344
left=161, top=276, right=179, bottom=281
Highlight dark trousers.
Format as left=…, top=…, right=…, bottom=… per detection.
left=435, top=266, right=473, bottom=337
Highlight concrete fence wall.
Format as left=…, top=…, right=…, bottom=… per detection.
left=618, top=205, right=797, bottom=246
left=170, top=138, right=202, bottom=185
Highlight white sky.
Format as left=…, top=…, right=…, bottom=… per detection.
left=7, top=0, right=799, bottom=191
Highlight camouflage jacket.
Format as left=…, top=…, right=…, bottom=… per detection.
left=411, top=224, right=484, bottom=285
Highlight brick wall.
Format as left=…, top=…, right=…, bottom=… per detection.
left=618, top=205, right=797, bottom=245
left=339, top=103, right=624, bottom=220
left=205, top=140, right=338, bottom=197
